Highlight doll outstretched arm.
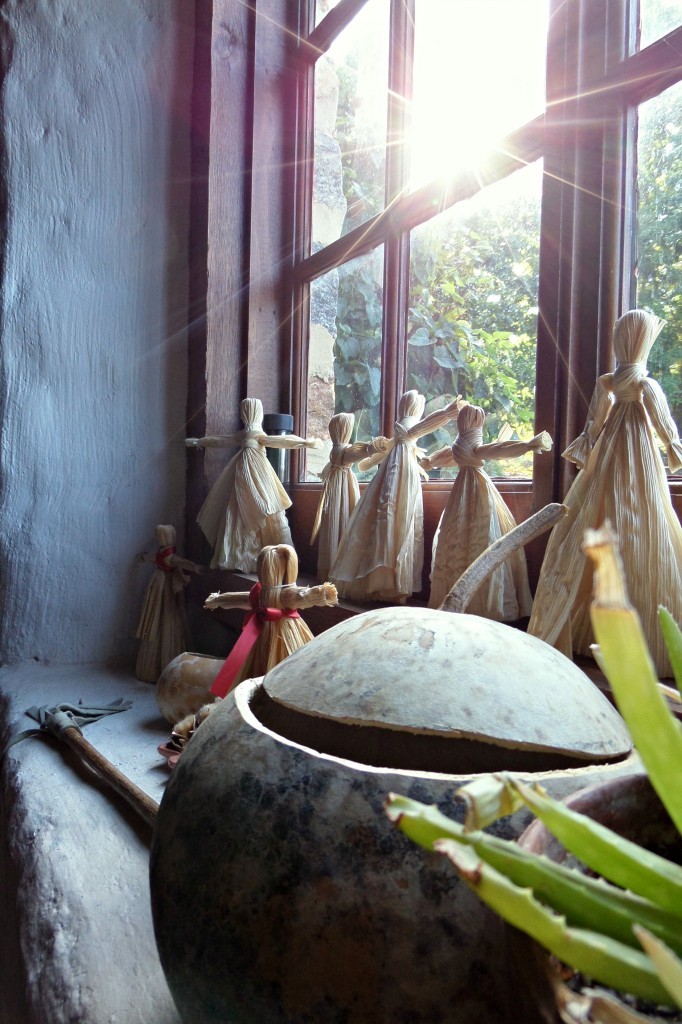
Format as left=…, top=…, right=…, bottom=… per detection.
left=420, top=445, right=457, bottom=473
left=279, top=582, right=338, bottom=609
left=186, top=432, right=244, bottom=449
left=343, top=435, right=389, bottom=465
left=643, top=377, right=682, bottom=474
left=476, top=430, right=552, bottom=462
left=204, top=590, right=252, bottom=612
left=407, top=396, right=464, bottom=442
left=260, top=434, right=323, bottom=450
left=562, top=375, right=612, bottom=467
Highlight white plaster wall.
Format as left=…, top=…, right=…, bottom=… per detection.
left=0, top=0, right=195, bottom=664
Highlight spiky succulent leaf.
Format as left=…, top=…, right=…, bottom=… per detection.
left=509, top=778, right=682, bottom=914
left=658, top=606, right=682, bottom=696
left=634, top=926, right=682, bottom=1009
left=434, top=841, right=672, bottom=1006
left=584, top=527, right=682, bottom=836
left=386, top=793, right=682, bottom=954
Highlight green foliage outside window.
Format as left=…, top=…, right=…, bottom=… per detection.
left=329, top=27, right=682, bottom=472
left=637, top=80, right=682, bottom=430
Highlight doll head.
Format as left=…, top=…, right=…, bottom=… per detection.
left=329, top=412, right=355, bottom=446
left=257, top=544, right=299, bottom=588
left=240, top=397, right=264, bottom=429
left=398, top=390, right=425, bottom=421
left=154, top=524, right=176, bottom=547
left=457, top=404, right=485, bottom=434
left=612, top=310, right=664, bottom=366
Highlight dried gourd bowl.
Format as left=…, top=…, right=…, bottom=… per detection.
left=150, top=606, right=635, bottom=1024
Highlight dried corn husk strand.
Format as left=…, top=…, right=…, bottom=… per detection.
left=425, top=404, right=553, bottom=617
left=330, top=391, right=463, bottom=603
left=135, top=525, right=203, bottom=683
left=186, top=397, right=321, bottom=571
left=528, top=309, right=682, bottom=677
left=205, top=543, right=337, bottom=695
left=310, top=413, right=388, bottom=582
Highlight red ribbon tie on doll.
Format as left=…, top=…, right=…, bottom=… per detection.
left=155, top=545, right=176, bottom=571
left=210, top=582, right=300, bottom=698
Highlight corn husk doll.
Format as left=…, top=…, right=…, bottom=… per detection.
left=422, top=404, right=552, bottom=617
left=204, top=543, right=337, bottom=697
left=330, top=390, right=463, bottom=603
left=135, top=525, right=203, bottom=683
left=310, top=413, right=388, bottom=582
left=186, top=397, right=321, bottom=571
left=528, top=309, right=682, bottom=677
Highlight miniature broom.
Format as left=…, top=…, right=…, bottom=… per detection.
left=7, top=699, right=159, bottom=827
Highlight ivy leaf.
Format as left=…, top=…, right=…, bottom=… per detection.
left=409, top=327, right=435, bottom=347
left=335, top=334, right=360, bottom=360
left=434, top=345, right=466, bottom=370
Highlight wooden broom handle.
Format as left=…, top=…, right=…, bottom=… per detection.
left=61, top=726, right=159, bottom=827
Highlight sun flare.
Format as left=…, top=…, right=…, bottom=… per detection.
left=408, top=1, right=549, bottom=188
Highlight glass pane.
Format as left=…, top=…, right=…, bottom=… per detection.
left=307, top=249, right=384, bottom=481
left=640, top=0, right=682, bottom=50
left=636, top=80, right=682, bottom=438
left=315, top=0, right=345, bottom=26
left=312, top=0, right=389, bottom=249
left=407, top=161, right=542, bottom=479
left=410, top=0, right=548, bottom=189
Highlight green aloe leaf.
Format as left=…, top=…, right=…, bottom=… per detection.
left=634, top=926, right=682, bottom=1009
left=386, top=794, right=682, bottom=954
left=584, top=527, right=682, bottom=836
left=455, top=773, right=525, bottom=830
left=435, top=841, right=672, bottom=1007
left=658, top=606, right=682, bottom=695
left=510, top=779, right=682, bottom=915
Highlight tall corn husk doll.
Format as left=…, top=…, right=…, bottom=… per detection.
left=310, top=412, right=388, bottom=582
left=135, top=525, right=203, bottom=683
left=423, top=404, right=552, bottom=617
left=528, top=309, right=682, bottom=677
left=186, top=397, right=321, bottom=571
left=204, top=544, right=338, bottom=697
left=330, top=390, right=463, bottom=603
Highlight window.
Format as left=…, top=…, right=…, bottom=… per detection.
left=290, top=0, right=682, bottom=492
left=195, top=0, right=682, bottom=578
left=298, top=0, right=549, bottom=484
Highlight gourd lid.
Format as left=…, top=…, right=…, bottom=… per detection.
left=253, top=606, right=632, bottom=773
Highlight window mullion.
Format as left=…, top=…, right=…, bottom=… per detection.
left=381, top=0, right=415, bottom=434
left=534, top=0, right=633, bottom=507
left=290, top=0, right=315, bottom=483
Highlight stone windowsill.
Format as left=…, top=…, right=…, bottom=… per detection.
left=0, top=662, right=180, bottom=1024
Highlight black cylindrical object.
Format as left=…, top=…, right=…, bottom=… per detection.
left=263, top=413, right=294, bottom=482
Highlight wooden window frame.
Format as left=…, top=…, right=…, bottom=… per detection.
left=190, top=0, right=682, bottom=588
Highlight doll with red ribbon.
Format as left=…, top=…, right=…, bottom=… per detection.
left=205, top=543, right=338, bottom=697
left=135, top=524, right=203, bottom=683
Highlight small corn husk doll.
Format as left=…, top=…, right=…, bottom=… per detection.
left=204, top=543, right=337, bottom=697
left=528, top=309, right=682, bottom=677
left=135, top=525, right=203, bottom=683
left=330, top=390, right=463, bottom=603
left=186, top=397, right=321, bottom=572
left=310, top=412, right=388, bottom=582
left=423, top=404, right=552, bottom=618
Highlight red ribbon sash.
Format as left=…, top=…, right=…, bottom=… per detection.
left=155, top=545, right=176, bottom=571
left=210, top=582, right=300, bottom=698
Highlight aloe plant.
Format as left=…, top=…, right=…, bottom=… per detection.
left=386, top=523, right=682, bottom=1017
